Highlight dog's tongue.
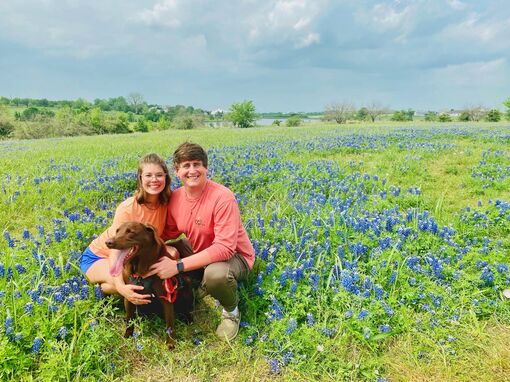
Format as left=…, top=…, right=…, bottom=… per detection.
left=110, top=250, right=129, bottom=277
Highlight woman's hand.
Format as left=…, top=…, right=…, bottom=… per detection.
left=117, top=283, right=152, bottom=305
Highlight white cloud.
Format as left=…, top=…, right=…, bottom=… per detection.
left=248, top=0, right=326, bottom=49
left=371, top=3, right=410, bottom=30
left=447, top=0, right=467, bottom=11
left=432, top=58, right=507, bottom=86
left=441, top=13, right=510, bottom=49
left=295, top=32, right=320, bottom=48
left=135, top=0, right=181, bottom=27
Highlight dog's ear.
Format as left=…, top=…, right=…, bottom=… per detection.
left=143, top=223, right=157, bottom=236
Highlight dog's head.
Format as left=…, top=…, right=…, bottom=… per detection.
left=105, top=222, right=162, bottom=277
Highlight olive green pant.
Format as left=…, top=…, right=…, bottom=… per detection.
left=171, top=239, right=250, bottom=312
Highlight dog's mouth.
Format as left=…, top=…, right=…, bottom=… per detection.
left=109, top=245, right=139, bottom=277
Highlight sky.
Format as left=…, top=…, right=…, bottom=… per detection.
left=1, top=0, right=509, bottom=112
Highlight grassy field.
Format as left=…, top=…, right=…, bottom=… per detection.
left=1, top=122, right=510, bottom=381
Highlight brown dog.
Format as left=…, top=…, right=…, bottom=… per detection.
left=105, top=221, right=193, bottom=350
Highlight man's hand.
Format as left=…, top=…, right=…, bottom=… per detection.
left=117, top=283, right=152, bottom=305
left=166, top=245, right=180, bottom=260
left=144, top=256, right=178, bottom=280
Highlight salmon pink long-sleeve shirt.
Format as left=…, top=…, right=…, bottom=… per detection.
left=162, top=180, right=255, bottom=269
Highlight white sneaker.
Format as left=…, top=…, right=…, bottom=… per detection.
left=216, top=310, right=240, bottom=341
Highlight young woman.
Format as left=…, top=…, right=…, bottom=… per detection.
left=79, top=153, right=171, bottom=305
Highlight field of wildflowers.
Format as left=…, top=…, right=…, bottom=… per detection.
left=1, top=123, right=510, bottom=381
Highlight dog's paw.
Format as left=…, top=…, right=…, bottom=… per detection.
left=124, top=326, right=134, bottom=338
left=166, top=338, right=176, bottom=350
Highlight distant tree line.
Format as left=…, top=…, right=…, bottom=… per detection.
left=0, top=93, right=212, bottom=139
left=322, top=99, right=510, bottom=124
left=2, top=95, right=510, bottom=139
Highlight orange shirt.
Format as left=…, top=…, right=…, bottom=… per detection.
left=89, top=196, right=167, bottom=258
left=163, top=180, right=255, bottom=269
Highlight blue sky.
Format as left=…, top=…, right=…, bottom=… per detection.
left=1, top=0, right=509, bottom=112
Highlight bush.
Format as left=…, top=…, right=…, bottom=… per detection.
left=286, top=116, right=301, bottom=127
left=424, top=111, right=437, bottom=121
left=0, top=121, right=14, bottom=137
left=486, top=109, right=501, bottom=122
left=438, top=113, right=452, bottom=122
left=134, top=118, right=148, bottom=133
left=172, top=113, right=203, bottom=130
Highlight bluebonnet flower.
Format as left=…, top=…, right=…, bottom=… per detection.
left=14, top=333, right=23, bottom=341
left=267, top=358, right=282, bottom=374
left=53, top=292, right=65, bottom=304
left=309, top=273, right=320, bottom=292
left=321, top=327, right=336, bottom=338
left=31, top=337, right=43, bottom=353
left=345, top=309, right=353, bottom=318
left=3, top=231, right=15, bottom=248
left=192, top=337, right=202, bottom=345
left=306, top=313, right=315, bottom=327
left=480, top=267, right=494, bottom=286
left=22, top=229, right=30, bottom=240
left=15, top=264, right=26, bottom=274
left=358, top=309, right=369, bottom=320
left=25, top=302, right=34, bottom=315
left=58, top=326, right=68, bottom=340
left=285, top=318, right=297, bottom=334
left=4, top=316, right=13, bottom=337
left=266, top=295, right=284, bottom=321
left=282, top=351, right=294, bottom=365
left=379, top=324, right=391, bottom=333
left=245, top=334, right=257, bottom=345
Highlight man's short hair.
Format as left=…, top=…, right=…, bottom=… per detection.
left=173, top=142, right=208, bottom=168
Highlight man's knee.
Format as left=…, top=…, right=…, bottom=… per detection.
left=203, top=263, right=233, bottom=290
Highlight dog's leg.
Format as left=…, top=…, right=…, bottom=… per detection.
left=160, top=299, right=176, bottom=350
left=124, top=298, right=136, bottom=338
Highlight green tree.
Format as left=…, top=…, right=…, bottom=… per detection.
left=424, top=111, right=437, bottom=121
left=108, top=113, right=131, bottom=134
left=438, top=112, right=452, bottom=122
left=227, top=100, right=256, bottom=128
left=485, top=109, right=501, bottom=122
left=356, top=107, right=369, bottom=121
left=89, top=107, right=106, bottom=134
left=156, top=116, right=170, bottom=130
left=503, top=98, right=510, bottom=119
left=0, top=105, right=13, bottom=137
left=135, top=117, right=149, bottom=132
left=458, top=111, right=470, bottom=121
left=391, top=109, right=414, bottom=122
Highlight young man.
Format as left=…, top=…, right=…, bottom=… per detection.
left=145, top=142, right=255, bottom=341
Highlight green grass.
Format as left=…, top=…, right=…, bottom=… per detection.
left=1, top=122, right=510, bottom=381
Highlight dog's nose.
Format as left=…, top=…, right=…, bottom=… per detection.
left=105, top=239, right=113, bottom=247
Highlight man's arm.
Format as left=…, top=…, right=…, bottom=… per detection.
left=146, top=198, right=241, bottom=279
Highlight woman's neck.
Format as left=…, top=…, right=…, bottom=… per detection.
left=145, top=194, right=159, bottom=205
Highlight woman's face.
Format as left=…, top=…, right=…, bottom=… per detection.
left=140, top=163, right=166, bottom=196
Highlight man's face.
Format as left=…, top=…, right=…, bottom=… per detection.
left=175, top=160, right=208, bottom=190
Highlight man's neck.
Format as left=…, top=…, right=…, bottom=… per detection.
left=184, top=180, right=208, bottom=199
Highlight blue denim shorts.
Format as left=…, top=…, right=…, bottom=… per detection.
left=79, top=246, right=102, bottom=274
